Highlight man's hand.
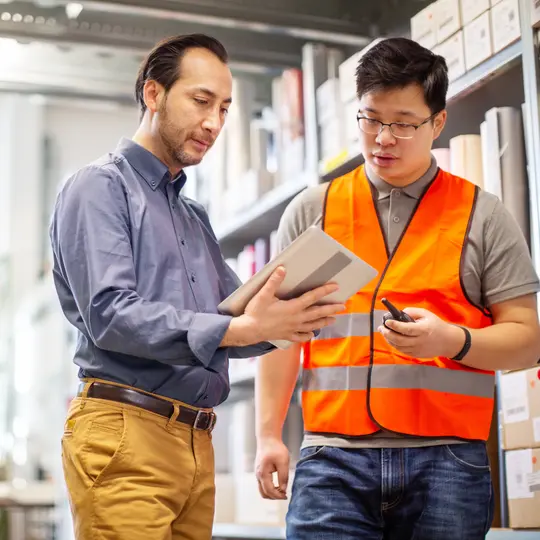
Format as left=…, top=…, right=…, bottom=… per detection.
left=378, top=307, right=465, bottom=359
left=255, top=437, right=290, bottom=500
left=223, top=266, right=345, bottom=347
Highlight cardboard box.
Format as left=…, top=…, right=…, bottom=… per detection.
left=505, top=448, right=540, bottom=528
left=460, top=0, right=490, bottom=25
left=500, top=367, right=540, bottom=450
left=436, top=30, right=466, bottom=81
left=411, top=2, right=439, bottom=49
left=532, top=0, right=540, bottom=27
left=316, top=78, right=342, bottom=125
left=436, top=0, right=463, bottom=43
left=491, top=0, right=521, bottom=53
left=464, top=11, right=493, bottom=69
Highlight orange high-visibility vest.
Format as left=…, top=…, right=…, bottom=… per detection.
left=301, top=165, right=495, bottom=441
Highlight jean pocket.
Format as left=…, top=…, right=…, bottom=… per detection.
left=296, top=445, right=326, bottom=466
left=444, top=442, right=491, bottom=472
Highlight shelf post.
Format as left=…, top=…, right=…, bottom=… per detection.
left=301, top=43, right=327, bottom=186
left=519, top=0, right=540, bottom=271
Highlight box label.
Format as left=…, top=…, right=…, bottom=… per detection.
left=501, top=371, right=530, bottom=423
left=528, top=471, right=540, bottom=492
left=506, top=449, right=534, bottom=499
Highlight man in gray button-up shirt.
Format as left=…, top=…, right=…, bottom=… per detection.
left=50, top=34, right=342, bottom=540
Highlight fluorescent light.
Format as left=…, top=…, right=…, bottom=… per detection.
left=65, top=2, right=83, bottom=19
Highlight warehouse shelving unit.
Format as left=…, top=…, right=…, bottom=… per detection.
left=216, top=172, right=316, bottom=259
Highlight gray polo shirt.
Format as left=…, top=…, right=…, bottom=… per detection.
left=49, top=137, right=273, bottom=408
left=276, top=158, right=540, bottom=448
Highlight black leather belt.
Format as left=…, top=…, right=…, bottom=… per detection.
left=77, top=382, right=216, bottom=432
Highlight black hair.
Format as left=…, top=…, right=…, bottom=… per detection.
left=135, top=33, right=229, bottom=119
left=355, top=37, right=448, bottom=114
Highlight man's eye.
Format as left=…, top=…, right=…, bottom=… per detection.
left=194, top=98, right=208, bottom=105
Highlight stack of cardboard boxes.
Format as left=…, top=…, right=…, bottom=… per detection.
left=500, top=366, right=540, bottom=528
left=411, top=0, right=521, bottom=82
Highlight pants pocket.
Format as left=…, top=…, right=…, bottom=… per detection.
left=296, top=446, right=327, bottom=466
left=444, top=442, right=490, bottom=472
left=82, top=408, right=127, bottom=488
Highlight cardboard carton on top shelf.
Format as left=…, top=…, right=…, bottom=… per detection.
left=463, top=10, right=493, bottom=70
left=491, top=0, right=521, bottom=53
left=411, top=2, right=439, bottom=49
left=436, top=0, right=463, bottom=43
left=460, top=0, right=490, bottom=25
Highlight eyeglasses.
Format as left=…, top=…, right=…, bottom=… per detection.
left=356, top=111, right=439, bottom=140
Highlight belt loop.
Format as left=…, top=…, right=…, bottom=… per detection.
left=79, top=381, right=94, bottom=409
left=166, top=404, right=180, bottom=430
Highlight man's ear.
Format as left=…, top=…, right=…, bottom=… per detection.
left=143, top=80, right=164, bottom=115
left=433, top=109, right=447, bottom=140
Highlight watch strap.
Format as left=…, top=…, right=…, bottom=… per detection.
left=451, top=326, right=471, bottom=362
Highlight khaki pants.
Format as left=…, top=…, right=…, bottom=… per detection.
left=61, top=380, right=216, bottom=540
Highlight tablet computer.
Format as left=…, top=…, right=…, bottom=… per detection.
left=218, top=226, right=379, bottom=348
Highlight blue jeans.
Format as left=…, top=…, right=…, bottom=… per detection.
left=286, top=443, right=494, bottom=540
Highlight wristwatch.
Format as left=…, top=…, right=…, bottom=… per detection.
left=451, top=326, right=471, bottom=362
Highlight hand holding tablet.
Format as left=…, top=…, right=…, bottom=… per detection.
left=219, top=226, right=378, bottom=348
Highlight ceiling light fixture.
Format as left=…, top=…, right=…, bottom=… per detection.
left=65, top=2, right=83, bottom=20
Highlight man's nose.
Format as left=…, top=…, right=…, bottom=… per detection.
left=376, top=124, right=396, bottom=146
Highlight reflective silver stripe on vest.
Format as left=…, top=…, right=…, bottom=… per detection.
left=302, top=364, right=494, bottom=399
left=313, top=311, right=387, bottom=340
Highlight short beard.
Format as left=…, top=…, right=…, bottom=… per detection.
left=158, top=98, right=202, bottom=169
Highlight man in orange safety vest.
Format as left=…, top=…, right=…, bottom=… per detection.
left=254, top=37, right=540, bottom=540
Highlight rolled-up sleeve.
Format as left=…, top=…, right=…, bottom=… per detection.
left=49, top=167, right=232, bottom=368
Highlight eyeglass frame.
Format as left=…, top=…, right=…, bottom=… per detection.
left=355, top=110, right=441, bottom=140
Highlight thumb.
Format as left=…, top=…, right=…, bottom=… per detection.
left=402, top=307, right=430, bottom=321
left=259, top=266, right=286, bottom=298
left=277, top=462, right=289, bottom=493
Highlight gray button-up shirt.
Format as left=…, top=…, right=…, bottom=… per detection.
left=49, top=138, right=273, bottom=407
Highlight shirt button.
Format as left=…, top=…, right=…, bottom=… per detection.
left=151, top=181, right=156, bottom=187
left=191, top=274, right=196, bottom=283
left=394, top=190, right=401, bottom=197
left=393, top=216, right=400, bottom=223
left=181, top=239, right=185, bottom=246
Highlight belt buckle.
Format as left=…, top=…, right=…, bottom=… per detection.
left=194, top=410, right=216, bottom=432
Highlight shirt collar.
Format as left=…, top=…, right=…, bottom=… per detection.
left=115, top=137, right=187, bottom=193
left=365, top=155, right=439, bottom=200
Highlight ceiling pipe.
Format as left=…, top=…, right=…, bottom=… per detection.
left=79, top=0, right=371, bottom=47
